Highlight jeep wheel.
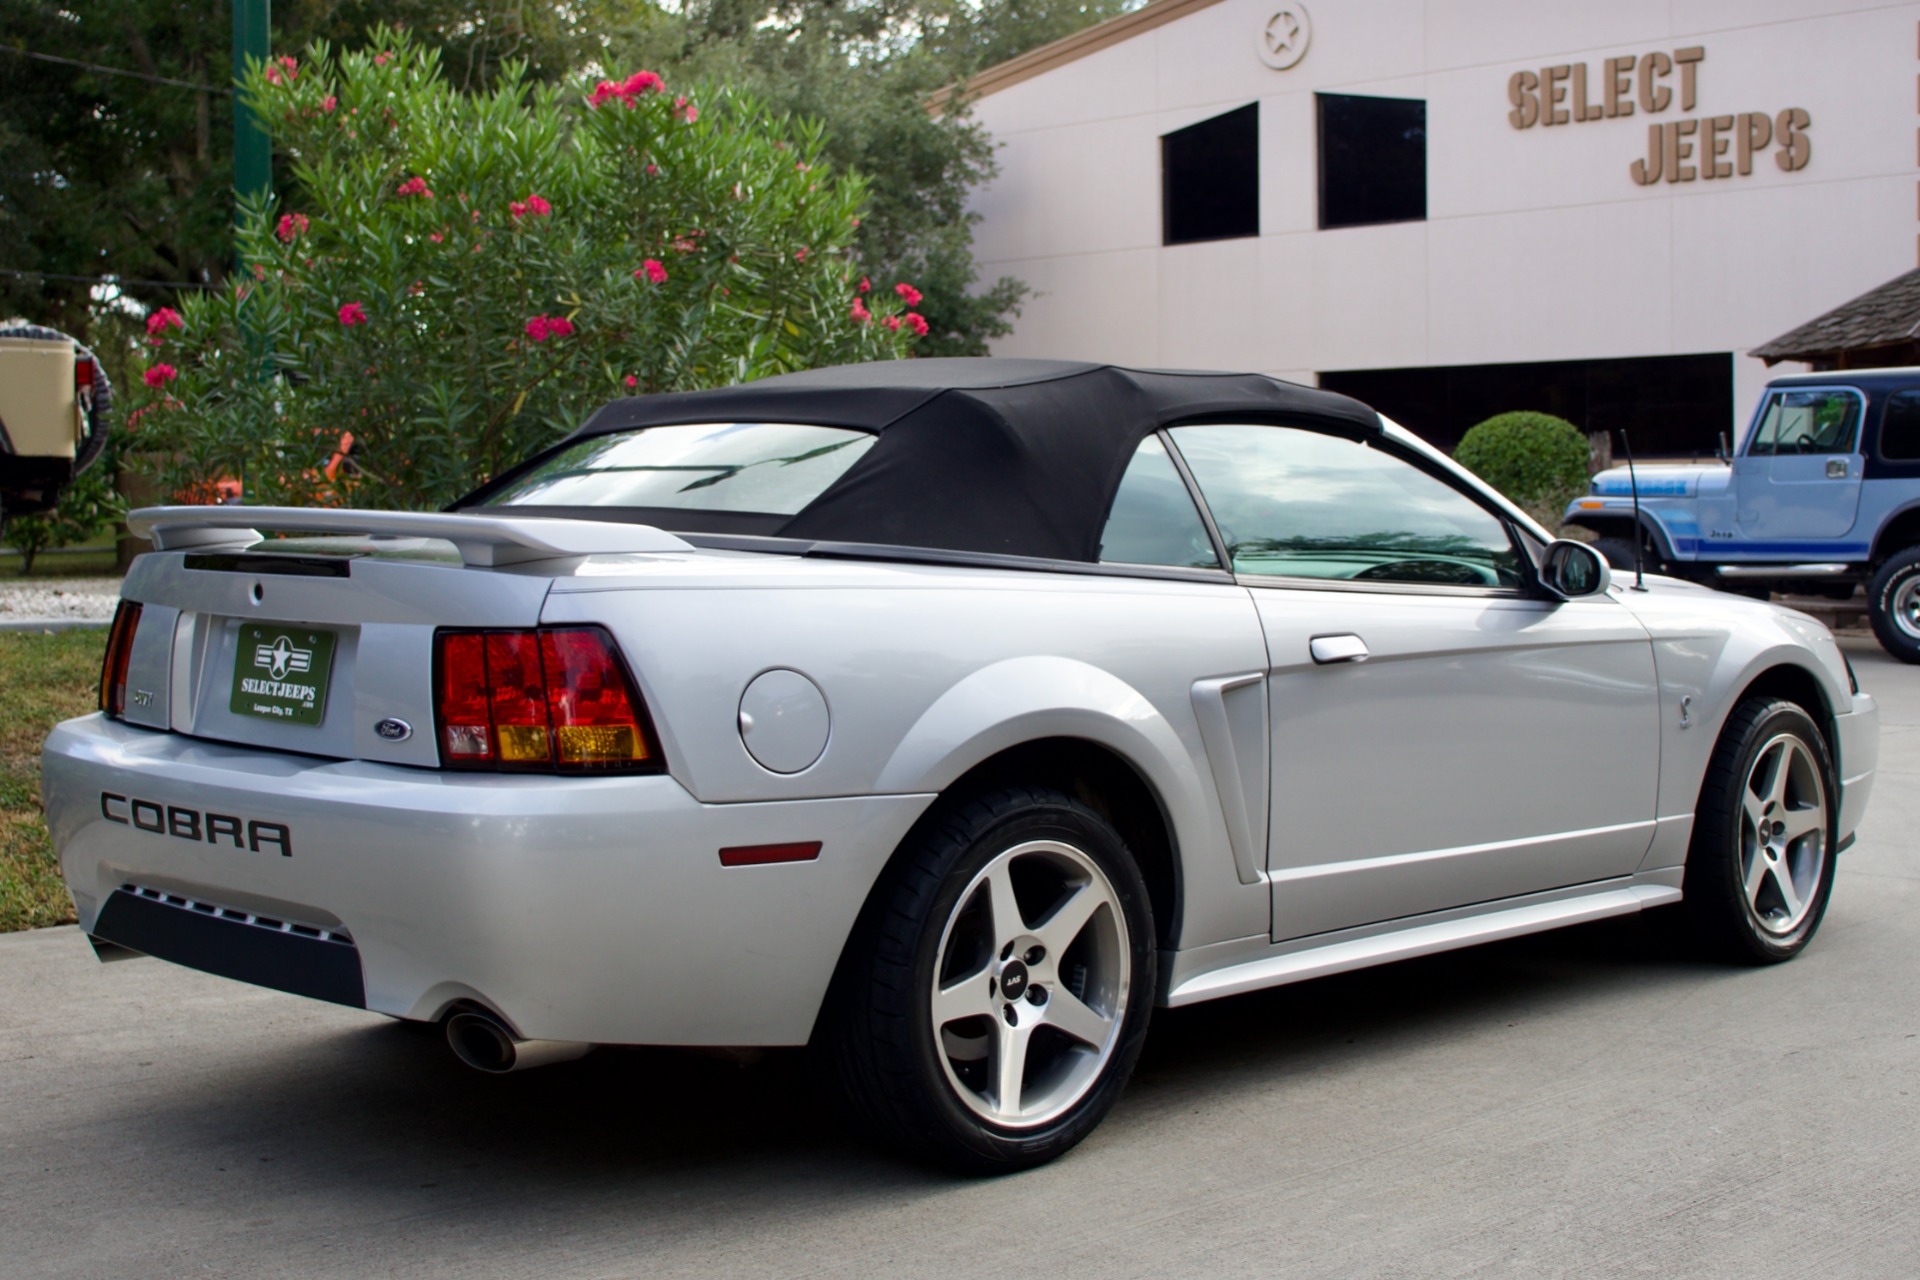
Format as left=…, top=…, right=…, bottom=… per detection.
left=1593, top=537, right=1640, bottom=573
left=1868, top=547, right=1920, bottom=663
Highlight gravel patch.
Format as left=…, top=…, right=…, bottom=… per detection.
left=0, top=577, right=122, bottom=624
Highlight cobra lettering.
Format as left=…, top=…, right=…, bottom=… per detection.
left=99, top=792, right=292, bottom=856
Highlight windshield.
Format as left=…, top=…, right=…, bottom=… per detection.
left=484, top=423, right=876, bottom=514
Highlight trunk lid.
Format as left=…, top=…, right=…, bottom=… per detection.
left=113, top=507, right=690, bottom=767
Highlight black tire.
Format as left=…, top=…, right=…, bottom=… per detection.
left=1867, top=547, right=1920, bottom=664
left=1593, top=536, right=1640, bottom=572
left=812, top=785, right=1156, bottom=1173
left=1682, top=698, right=1838, bottom=963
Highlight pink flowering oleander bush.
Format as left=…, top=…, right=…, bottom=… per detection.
left=132, top=28, right=920, bottom=510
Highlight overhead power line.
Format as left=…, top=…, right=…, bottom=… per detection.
left=0, top=267, right=215, bottom=290
left=0, top=44, right=231, bottom=95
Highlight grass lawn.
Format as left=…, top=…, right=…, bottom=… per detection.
left=0, top=629, right=105, bottom=931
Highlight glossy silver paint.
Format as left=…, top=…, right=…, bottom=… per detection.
left=43, top=440, right=1881, bottom=1049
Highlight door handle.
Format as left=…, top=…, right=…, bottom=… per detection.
left=1826, top=459, right=1849, bottom=479
left=1309, top=633, right=1369, bottom=664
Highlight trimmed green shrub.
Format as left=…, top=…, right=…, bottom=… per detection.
left=1453, top=411, right=1590, bottom=514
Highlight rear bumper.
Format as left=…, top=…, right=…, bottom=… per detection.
left=1836, top=692, right=1878, bottom=845
left=43, top=714, right=932, bottom=1045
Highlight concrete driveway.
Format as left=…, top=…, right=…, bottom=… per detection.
left=4, top=637, right=1915, bottom=1279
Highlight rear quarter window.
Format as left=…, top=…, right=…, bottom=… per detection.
left=1880, top=390, right=1920, bottom=462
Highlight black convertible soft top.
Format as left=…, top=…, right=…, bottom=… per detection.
left=466, top=358, right=1382, bottom=563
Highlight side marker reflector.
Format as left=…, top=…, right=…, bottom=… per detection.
left=718, top=841, right=822, bottom=868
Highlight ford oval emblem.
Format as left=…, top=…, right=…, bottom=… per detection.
left=374, top=717, right=413, bottom=742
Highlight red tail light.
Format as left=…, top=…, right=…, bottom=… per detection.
left=433, top=626, right=662, bottom=773
left=99, top=601, right=142, bottom=717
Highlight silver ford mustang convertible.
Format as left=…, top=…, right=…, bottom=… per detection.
left=44, top=359, right=1879, bottom=1171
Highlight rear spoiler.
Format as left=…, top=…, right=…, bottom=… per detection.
left=128, top=506, right=693, bottom=568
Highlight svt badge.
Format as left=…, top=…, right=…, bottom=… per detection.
left=231, top=623, right=337, bottom=726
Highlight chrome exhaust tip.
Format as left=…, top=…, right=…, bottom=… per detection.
left=445, top=1009, right=591, bottom=1074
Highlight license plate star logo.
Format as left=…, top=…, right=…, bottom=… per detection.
left=256, top=635, right=314, bottom=681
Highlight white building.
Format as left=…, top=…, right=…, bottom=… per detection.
left=961, top=0, right=1920, bottom=453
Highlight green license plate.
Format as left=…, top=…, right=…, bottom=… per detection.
left=230, top=623, right=337, bottom=726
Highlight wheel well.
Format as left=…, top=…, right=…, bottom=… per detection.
left=1568, top=514, right=1672, bottom=561
left=937, top=738, right=1182, bottom=950
left=1871, top=505, right=1920, bottom=565
left=1735, top=664, right=1837, bottom=763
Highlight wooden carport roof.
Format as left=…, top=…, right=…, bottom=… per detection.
left=1751, top=267, right=1920, bottom=369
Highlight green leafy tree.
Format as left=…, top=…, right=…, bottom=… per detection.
left=129, top=31, right=920, bottom=512
left=616, top=0, right=1137, bottom=356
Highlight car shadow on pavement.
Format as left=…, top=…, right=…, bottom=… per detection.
left=87, top=910, right=1724, bottom=1210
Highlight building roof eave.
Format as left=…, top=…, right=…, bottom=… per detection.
left=927, top=0, right=1233, bottom=116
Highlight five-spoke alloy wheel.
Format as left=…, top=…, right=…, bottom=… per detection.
left=814, top=786, right=1155, bottom=1172
left=930, top=840, right=1132, bottom=1129
left=1684, top=697, right=1838, bottom=962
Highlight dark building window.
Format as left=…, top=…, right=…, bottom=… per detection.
left=1162, top=103, right=1259, bottom=245
left=1318, top=353, right=1734, bottom=458
left=1317, top=93, right=1426, bottom=229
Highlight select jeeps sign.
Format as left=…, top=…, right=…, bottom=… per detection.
left=230, top=623, right=336, bottom=726
left=1506, top=46, right=1810, bottom=185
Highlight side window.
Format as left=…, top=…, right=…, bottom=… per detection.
left=1167, top=424, right=1523, bottom=588
left=1880, top=390, right=1920, bottom=461
left=1098, top=435, right=1222, bottom=569
left=1747, top=389, right=1861, bottom=457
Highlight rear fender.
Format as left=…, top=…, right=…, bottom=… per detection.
left=873, top=656, right=1257, bottom=943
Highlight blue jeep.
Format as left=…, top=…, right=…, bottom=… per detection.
left=1562, top=367, right=1920, bottom=662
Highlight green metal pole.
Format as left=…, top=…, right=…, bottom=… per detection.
left=231, top=0, right=272, bottom=201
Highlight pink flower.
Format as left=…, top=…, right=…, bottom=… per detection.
left=681, top=101, right=698, bottom=124
left=321, top=95, right=337, bottom=112
left=636, top=259, right=668, bottom=284
left=904, top=312, right=929, bottom=337
left=509, top=194, right=551, bottom=220
left=264, top=66, right=283, bottom=85
left=373, top=51, right=391, bottom=66
left=275, top=212, right=309, bottom=242
left=428, top=231, right=443, bottom=243
left=338, top=301, right=368, bottom=327
left=145, top=307, right=183, bottom=337
left=396, top=176, right=433, bottom=198
left=882, top=315, right=902, bottom=332
left=278, top=56, right=297, bottom=75
left=588, top=79, right=620, bottom=108
left=894, top=282, right=922, bottom=306
left=795, top=247, right=809, bottom=262
left=849, top=299, right=871, bottom=323
left=625, top=375, right=639, bottom=388
left=525, top=316, right=550, bottom=343
left=545, top=315, right=574, bottom=338
left=645, top=163, right=659, bottom=176
left=623, top=71, right=664, bottom=96
left=143, top=363, right=178, bottom=388
left=857, top=276, right=871, bottom=294
left=672, top=238, right=697, bottom=254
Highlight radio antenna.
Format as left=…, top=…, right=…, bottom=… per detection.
left=1618, top=429, right=1648, bottom=592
